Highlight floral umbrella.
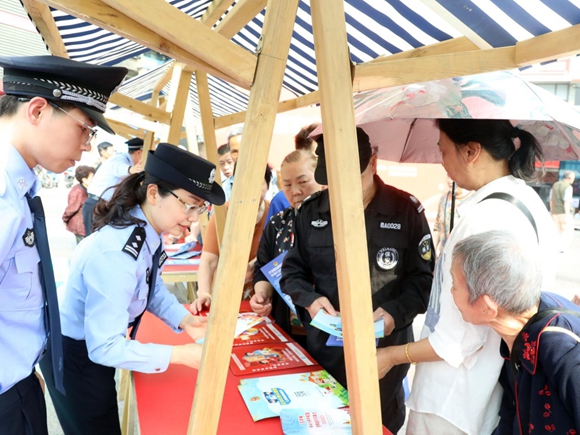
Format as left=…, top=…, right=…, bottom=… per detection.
left=343, top=71, right=580, bottom=164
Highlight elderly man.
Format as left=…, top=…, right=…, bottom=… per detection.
left=449, top=230, right=580, bottom=434
left=281, top=127, right=434, bottom=433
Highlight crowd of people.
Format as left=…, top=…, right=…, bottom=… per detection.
left=1, top=53, right=579, bottom=435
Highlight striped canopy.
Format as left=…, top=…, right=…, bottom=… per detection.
left=42, top=0, right=580, bottom=117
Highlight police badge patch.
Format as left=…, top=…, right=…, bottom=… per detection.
left=376, top=247, right=398, bottom=270
left=22, top=228, right=35, bottom=247
left=311, top=219, right=328, bottom=228
left=419, top=234, right=432, bottom=261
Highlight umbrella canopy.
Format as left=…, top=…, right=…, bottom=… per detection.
left=344, top=71, right=580, bottom=163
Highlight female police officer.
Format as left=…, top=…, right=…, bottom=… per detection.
left=40, top=143, right=225, bottom=435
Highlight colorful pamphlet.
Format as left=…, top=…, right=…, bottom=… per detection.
left=164, top=258, right=200, bottom=266
left=165, top=241, right=197, bottom=257
left=325, top=335, right=379, bottom=347
left=260, top=251, right=297, bottom=315
left=230, top=342, right=315, bottom=376
left=310, top=310, right=384, bottom=339
left=280, top=408, right=352, bottom=434
left=238, top=370, right=349, bottom=421
left=233, top=322, right=291, bottom=347
left=196, top=311, right=272, bottom=344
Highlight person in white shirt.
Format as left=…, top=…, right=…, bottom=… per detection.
left=376, top=119, right=557, bottom=435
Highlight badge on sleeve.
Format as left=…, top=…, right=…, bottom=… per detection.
left=311, top=219, right=328, bottom=228
left=418, top=234, right=432, bottom=261
left=376, top=247, right=398, bottom=270
left=158, top=251, right=168, bottom=268
left=122, top=227, right=146, bottom=260
left=22, top=228, right=35, bottom=247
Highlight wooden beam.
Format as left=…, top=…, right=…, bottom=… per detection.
left=196, top=71, right=227, bottom=247
left=214, top=90, right=320, bottom=129
left=163, top=63, right=193, bottom=144
left=21, top=0, right=69, bottom=57
left=102, top=0, right=257, bottom=88
left=353, top=46, right=516, bottom=92
left=105, top=110, right=164, bottom=134
left=213, top=0, right=267, bottom=39
left=311, top=1, right=382, bottom=434
left=516, top=23, right=580, bottom=66
left=109, top=93, right=171, bottom=124
left=199, top=0, right=232, bottom=27
left=188, top=0, right=299, bottom=433
left=37, top=0, right=250, bottom=89
left=105, top=119, right=145, bottom=140
left=153, top=62, right=175, bottom=95
left=418, top=0, right=492, bottom=49
left=183, top=99, right=199, bottom=154
left=369, top=36, right=479, bottom=63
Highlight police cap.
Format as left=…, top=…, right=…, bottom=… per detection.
left=314, top=126, right=373, bottom=185
left=145, top=143, right=226, bottom=205
left=126, top=137, right=144, bottom=151
left=0, top=55, right=127, bottom=134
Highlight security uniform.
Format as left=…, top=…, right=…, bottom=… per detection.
left=281, top=175, right=434, bottom=433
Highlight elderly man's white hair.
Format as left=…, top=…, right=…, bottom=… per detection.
left=452, top=230, right=543, bottom=315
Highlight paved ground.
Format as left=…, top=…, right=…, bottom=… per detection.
left=38, top=181, right=580, bottom=434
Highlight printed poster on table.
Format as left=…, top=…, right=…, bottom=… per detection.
left=280, top=408, right=352, bottom=434
left=260, top=251, right=297, bottom=315
left=233, top=322, right=292, bottom=347
left=230, top=342, right=315, bottom=376
left=238, top=370, right=349, bottom=421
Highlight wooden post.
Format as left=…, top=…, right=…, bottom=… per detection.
left=187, top=0, right=300, bottom=433
left=311, top=1, right=383, bottom=434
left=163, top=62, right=193, bottom=145
left=195, top=70, right=226, bottom=246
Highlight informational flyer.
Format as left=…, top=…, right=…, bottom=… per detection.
left=230, top=342, right=315, bottom=376
left=280, top=408, right=352, bottom=434
left=238, top=370, right=349, bottom=421
left=233, top=322, right=292, bottom=347
left=310, top=311, right=384, bottom=339
left=260, top=251, right=297, bottom=315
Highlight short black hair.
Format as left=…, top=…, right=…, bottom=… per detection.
left=97, top=141, right=113, bottom=156
left=74, top=165, right=95, bottom=183
left=217, top=144, right=231, bottom=156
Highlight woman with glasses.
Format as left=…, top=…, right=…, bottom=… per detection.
left=40, top=143, right=225, bottom=435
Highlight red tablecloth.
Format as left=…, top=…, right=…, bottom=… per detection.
left=133, top=308, right=392, bottom=435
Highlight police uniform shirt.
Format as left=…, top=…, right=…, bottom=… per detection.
left=0, top=143, right=45, bottom=394
left=59, top=206, right=190, bottom=373
left=87, top=152, right=133, bottom=201
left=282, top=175, right=434, bottom=329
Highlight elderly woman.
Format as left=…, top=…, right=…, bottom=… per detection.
left=450, top=230, right=580, bottom=434
left=376, top=119, right=557, bottom=435
left=250, top=150, right=321, bottom=336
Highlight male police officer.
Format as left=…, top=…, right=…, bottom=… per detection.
left=281, top=127, right=434, bottom=433
left=83, top=137, right=143, bottom=235
left=0, top=55, right=127, bottom=435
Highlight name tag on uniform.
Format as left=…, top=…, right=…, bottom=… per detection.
left=380, top=222, right=401, bottom=230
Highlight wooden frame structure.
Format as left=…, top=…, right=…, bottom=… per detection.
left=21, top=1, right=580, bottom=434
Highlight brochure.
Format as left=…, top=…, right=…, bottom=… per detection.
left=165, top=241, right=197, bottom=257
left=196, top=311, right=272, bottom=344
left=280, top=408, right=352, bottom=434
left=233, top=322, right=291, bottom=347
left=260, top=252, right=297, bottom=315
left=238, top=370, right=349, bottom=421
left=164, top=258, right=200, bottom=266
left=230, top=342, right=315, bottom=376
left=310, top=311, right=384, bottom=339
left=325, top=335, right=379, bottom=347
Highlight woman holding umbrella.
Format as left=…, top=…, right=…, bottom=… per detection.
left=376, top=119, right=557, bottom=434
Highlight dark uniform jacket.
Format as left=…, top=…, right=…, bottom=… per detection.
left=494, top=293, right=580, bottom=435
left=280, top=175, right=434, bottom=431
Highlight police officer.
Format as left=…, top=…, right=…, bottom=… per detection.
left=0, top=55, right=127, bottom=435
left=82, top=137, right=144, bottom=235
left=40, top=143, right=224, bottom=435
left=280, top=127, right=434, bottom=434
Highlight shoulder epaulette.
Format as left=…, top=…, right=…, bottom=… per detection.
left=383, top=184, right=425, bottom=214
left=299, top=190, right=323, bottom=210
left=122, top=227, right=146, bottom=260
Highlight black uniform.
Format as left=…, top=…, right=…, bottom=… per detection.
left=280, top=175, right=434, bottom=433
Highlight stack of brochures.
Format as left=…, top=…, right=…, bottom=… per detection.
left=238, top=370, right=349, bottom=422
left=280, top=408, right=352, bottom=434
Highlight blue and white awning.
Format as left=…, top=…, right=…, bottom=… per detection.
left=45, top=0, right=580, bottom=116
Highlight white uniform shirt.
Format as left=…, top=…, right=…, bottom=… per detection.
left=87, top=152, right=132, bottom=201
left=60, top=206, right=189, bottom=373
left=407, top=175, right=557, bottom=435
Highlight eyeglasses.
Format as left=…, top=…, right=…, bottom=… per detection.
left=167, top=190, right=209, bottom=216
left=48, top=102, right=98, bottom=146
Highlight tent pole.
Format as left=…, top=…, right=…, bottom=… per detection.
left=311, top=1, right=383, bottom=433
left=187, top=0, right=300, bottom=433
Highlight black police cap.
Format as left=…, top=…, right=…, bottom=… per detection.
left=126, top=137, right=144, bottom=151
left=314, top=127, right=373, bottom=185
left=0, top=55, right=127, bottom=135
left=145, top=143, right=226, bottom=206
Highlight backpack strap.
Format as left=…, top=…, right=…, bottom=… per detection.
left=479, top=192, right=539, bottom=244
